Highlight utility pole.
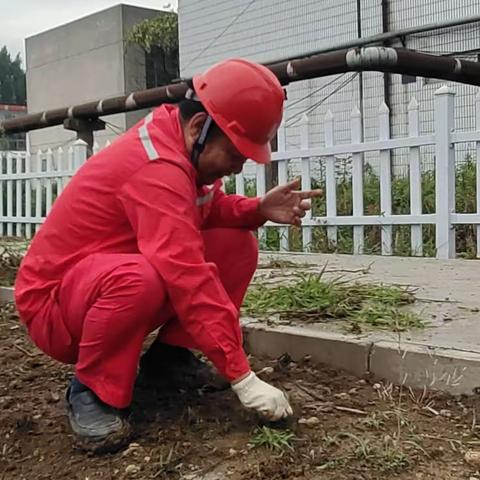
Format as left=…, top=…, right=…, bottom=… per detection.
left=63, top=117, right=106, bottom=158
left=356, top=0, right=364, bottom=136
left=382, top=0, right=392, bottom=136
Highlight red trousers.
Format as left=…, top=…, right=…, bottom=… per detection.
left=27, top=228, right=257, bottom=408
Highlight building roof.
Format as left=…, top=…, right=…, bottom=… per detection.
left=0, top=104, right=27, bottom=112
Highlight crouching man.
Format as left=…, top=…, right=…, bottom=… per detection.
left=15, top=58, right=321, bottom=451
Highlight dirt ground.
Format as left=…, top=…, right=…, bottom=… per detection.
left=0, top=249, right=21, bottom=287
left=2, top=303, right=480, bottom=479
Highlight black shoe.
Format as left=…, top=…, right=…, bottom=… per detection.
left=138, top=343, right=230, bottom=392
left=66, top=377, right=131, bottom=453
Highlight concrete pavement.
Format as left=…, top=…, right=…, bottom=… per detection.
left=243, top=252, right=480, bottom=395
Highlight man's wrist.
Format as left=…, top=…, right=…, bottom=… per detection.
left=257, top=196, right=265, bottom=217
left=256, top=197, right=270, bottom=224
left=231, top=370, right=251, bottom=386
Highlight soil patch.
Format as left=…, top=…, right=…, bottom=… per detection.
left=2, top=304, right=480, bottom=479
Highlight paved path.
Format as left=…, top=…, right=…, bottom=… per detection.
left=243, top=252, right=480, bottom=395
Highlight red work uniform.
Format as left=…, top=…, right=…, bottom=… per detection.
left=15, top=105, right=266, bottom=408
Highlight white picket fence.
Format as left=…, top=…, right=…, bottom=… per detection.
left=0, top=141, right=89, bottom=238
left=2, top=85, right=480, bottom=259
left=234, top=85, right=480, bottom=260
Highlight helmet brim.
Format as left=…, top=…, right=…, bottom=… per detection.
left=228, top=130, right=272, bottom=165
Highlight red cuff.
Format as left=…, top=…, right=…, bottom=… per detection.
left=243, top=197, right=267, bottom=230
left=222, top=348, right=251, bottom=382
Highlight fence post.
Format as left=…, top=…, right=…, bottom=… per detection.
left=25, top=152, right=32, bottom=239
left=408, top=97, right=423, bottom=256
left=351, top=106, right=364, bottom=255
left=6, top=152, right=13, bottom=236
left=235, top=170, right=245, bottom=195
left=0, top=154, right=3, bottom=237
left=300, top=114, right=312, bottom=251
left=72, top=139, right=88, bottom=171
left=379, top=102, right=392, bottom=255
left=325, top=110, right=337, bottom=248
left=476, top=92, right=480, bottom=258
left=256, top=163, right=267, bottom=248
left=15, top=154, right=22, bottom=237
left=56, top=147, right=64, bottom=197
left=434, top=85, right=456, bottom=259
left=45, top=149, right=53, bottom=215
left=35, top=151, right=43, bottom=233
left=277, top=121, right=289, bottom=251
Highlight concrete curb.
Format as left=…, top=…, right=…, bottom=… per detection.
left=243, top=322, right=480, bottom=396
left=243, top=322, right=371, bottom=378
left=369, top=341, right=480, bottom=396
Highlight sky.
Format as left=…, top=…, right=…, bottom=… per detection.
left=0, top=0, right=178, bottom=64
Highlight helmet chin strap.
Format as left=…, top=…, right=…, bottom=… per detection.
left=190, top=115, right=213, bottom=171
left=185, top=86, right=213, bottom=170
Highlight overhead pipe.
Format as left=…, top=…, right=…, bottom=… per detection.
left=3, top=47, right=480, bottom=135
left=267, top=47, right=480, bottom=85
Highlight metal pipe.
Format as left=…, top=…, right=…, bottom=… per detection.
left=3, top=47, right=480, bottom=135
left=1, top=82, right=190, bottom=135
left=268, top=47, right=480, bottom=85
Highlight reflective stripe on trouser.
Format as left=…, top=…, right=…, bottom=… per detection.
left=26, top=228, right=258, bottom=408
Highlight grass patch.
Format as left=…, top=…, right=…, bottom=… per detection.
left=361, top=411, right=387, bottom=430
left=249, top=426, right=295, bottom=452
left=321, top=408, right=427, bottom=474
left=353, top=302, right=423, bottom=333
left=324, top=431, right=413, bottom=474
left=316, top=394, right=444, bottom=476
left=243, top=271, right=423, bottom=332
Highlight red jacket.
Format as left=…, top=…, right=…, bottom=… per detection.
left=15, top=105, right=266, bottom=380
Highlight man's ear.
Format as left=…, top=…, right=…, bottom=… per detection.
left=185, top=112, right=209, bottom=145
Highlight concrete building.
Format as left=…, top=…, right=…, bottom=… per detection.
left=179, top=0, right=480, bottom=175
left=26, top=4, right=170, bottom=153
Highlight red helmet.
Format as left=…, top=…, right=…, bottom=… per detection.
left=192, top=58, right=284, bottom=164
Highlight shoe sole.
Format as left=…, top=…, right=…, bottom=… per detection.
left=65, top=395, right=132, bottom=454
left=71, top=418, right=133, bottom=454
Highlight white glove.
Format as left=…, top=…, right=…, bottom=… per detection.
left=231, top=371, right=293, bottom=421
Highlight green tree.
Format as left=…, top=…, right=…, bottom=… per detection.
left=0, top=47, right=26, bottom=104
left=127, top=12, right=178, bottom=55
left=127, top=12, right=179, bottom=88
